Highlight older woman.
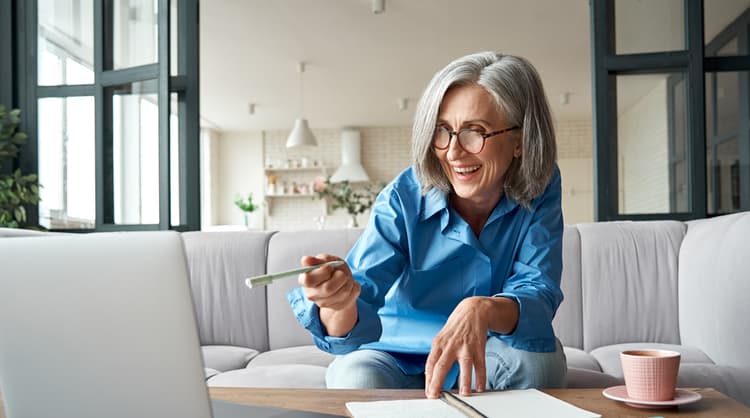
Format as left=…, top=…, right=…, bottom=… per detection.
left=288, top=52, right=565, bottom=399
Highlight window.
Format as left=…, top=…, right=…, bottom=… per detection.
left=591, top=0, right=750, bottom=220
left=21, top=0, right=200, bottom=231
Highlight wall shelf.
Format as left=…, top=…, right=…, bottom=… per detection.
left=264, top=166, right=330, bottom=172
left=266, top=193, right=316, bottom=198
left=264, top=166, right=330, bottom=215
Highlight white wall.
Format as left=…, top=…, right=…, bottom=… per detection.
left=213, top=131, right=265, bottom=228
left=557, top=120, right=594, bottom=225
left=199, top=128, right=219, bottom=228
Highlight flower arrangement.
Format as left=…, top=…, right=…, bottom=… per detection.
left=314, top=177, right=383, bottom=228
left=234, top=193, right=259, bottom=228
left=234, top=193, right=258, bottom=213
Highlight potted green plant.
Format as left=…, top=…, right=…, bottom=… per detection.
left=234, top=192, right=258, bottom=228
left=0, top=106, right=41, bottom=228
left=314, top=178, right=383, bottom=228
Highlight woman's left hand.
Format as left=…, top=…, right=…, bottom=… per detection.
left=424, top=296, right=490, bottom=399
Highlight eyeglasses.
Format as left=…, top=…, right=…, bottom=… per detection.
left=432, top=125, right=521, bottom=154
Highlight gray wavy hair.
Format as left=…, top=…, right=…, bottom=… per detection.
left=412, top=51, right=557, bottom=208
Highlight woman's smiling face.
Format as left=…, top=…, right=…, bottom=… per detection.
left=434, top=83, right=522, bottom=210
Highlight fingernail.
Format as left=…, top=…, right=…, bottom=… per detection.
left=460, top=386, right=470, bottom=395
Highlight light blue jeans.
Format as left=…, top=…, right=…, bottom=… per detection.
left=326, top=337, right=567, bottom=390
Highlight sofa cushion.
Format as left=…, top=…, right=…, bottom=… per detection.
left=676, top=364, right=750, bottom=407
left=679, top=211, right=750, bottom=370
left=201, top=345, right=260, bottom=372
left=207, top=364, right=327, bottom=388
left=246, top=345, right=334, bottom=368
left=589, top=343, right=714, bottom=379
left=563, top=347, right=600, bottom=371
left=552, top=226, right=583, bottom=349
left=204, top=368, right=220, bottom=380
left=577, top=221, right=684, bottom=351
left=265, top=229, right=364, bottom=350
left=182, top=231, right=275, bottom=351
left=565, top=367, right=622, bottom=388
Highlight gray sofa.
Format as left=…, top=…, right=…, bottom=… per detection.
left=3, top=212, right=748, bottom=406
left=182, top=211, right=750, bottom=406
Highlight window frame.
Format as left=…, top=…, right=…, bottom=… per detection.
left=8, top=0, right=200, bottom=231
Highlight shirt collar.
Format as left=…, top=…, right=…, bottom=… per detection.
left=420, top=187, right=448, bottom=221
left=485, top=193, right=521, bottom=226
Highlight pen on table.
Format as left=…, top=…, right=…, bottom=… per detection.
left=245, top=260, right=345, bottom=288
left=439, top=391, right=487, bottom=418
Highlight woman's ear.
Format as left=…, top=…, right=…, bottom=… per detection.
left=513, top=142, right=522, bottom=158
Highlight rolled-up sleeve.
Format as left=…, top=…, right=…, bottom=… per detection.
left=492, top=170, right=564, bottom=352
left=287, top=183, right=409, bottom=354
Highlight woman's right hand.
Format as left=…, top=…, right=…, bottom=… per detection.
left=298, top=254, right=360, bottom=336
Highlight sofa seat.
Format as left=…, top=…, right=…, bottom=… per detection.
left=201, top=345, right=260, bottom=372
left=675, top=364, right=750, bottom=406
left=207, top=364, right=328, bottom=388
left=563, top=347, right=601, bottom=371
left=245, top=345, right=335, bottom=368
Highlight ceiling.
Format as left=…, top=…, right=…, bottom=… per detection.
left=199, top=0, right=592, bottom=132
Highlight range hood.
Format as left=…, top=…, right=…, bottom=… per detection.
left=330, top=129, right=370, bottom=183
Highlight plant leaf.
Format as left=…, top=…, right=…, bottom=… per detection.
left=12, top=132, right=27, bottom=145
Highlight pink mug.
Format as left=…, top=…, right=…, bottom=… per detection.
left=620, top=349, right=680, bottom=401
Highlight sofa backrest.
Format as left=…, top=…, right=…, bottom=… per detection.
left=182, top=230, right=275, bottom=351
left=265, top=228, right=365, bottom=350
left=552, top=226, right=583, bottom=349
left=679, top=211, right=750, bottom=369
left=577, top=221, right=685, bottom=351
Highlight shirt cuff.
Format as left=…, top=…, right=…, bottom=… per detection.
left=489, top=292, right=556, bottom=353
left=287, top=287, right=382, bottom=355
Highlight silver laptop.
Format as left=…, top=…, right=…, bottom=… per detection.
left=0, top=231, right=339, bottom=418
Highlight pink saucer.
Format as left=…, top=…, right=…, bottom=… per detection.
left=602, top=385, right=702, bottom=409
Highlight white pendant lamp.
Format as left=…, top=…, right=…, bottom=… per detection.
left=286, top=61, right=318, bottom=148
left=330, top=128, right=370, bottom=183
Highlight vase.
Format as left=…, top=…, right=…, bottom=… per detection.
left=243, top=212, right=256, bottom=229
left=347, top=214, right=359, bottom=228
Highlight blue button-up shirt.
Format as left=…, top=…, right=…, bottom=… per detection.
left=288, top=166, right=564, bottom=388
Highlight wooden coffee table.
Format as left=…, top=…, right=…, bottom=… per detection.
left=208, top=387, right=750, bottom=417
left=2, top=387, right=749, bottom=417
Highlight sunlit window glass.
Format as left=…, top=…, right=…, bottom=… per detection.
left=113, top=0, right=158, bottom=69
left=38, top=97, right=96, bottom=229
left=37, top=0, right=94, bottom=86
left=109, top=80, right=159, bottom=224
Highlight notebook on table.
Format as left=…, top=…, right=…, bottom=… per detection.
left=0, top=231, right=339, bottom=418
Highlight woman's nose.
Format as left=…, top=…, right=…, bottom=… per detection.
left=445, top=134, right=465, bottom=159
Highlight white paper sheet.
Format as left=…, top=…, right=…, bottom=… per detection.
left=345, top=389, right=601, bottom=418
left=346, top=398, right=465, bottom=418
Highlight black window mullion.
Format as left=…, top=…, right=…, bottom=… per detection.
left=37, top=84, right=96, bottom=98
left=605, top=51, right=690, bottom=72
left=0, top=0, right=13, bottom=108
left=686, top=0, right=706, bottom=218
left=158, top=0, right=170, bottom=230
left=591, top=0, right=617, bottom=221
left=101, top=63, right=160, bottom=87
left=17, top=0, right=39, bottom=227
left=178, top=0, right=201, bottom=231
left=95, top=0, right=108, bottom=227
